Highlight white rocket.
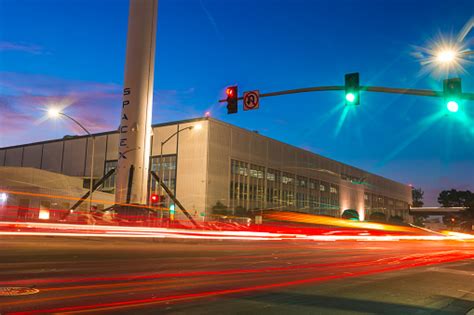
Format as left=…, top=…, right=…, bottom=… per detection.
left=115, top=0, right=158, bottom=205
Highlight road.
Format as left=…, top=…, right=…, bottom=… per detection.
left=1, top=236, right=474, bottom=314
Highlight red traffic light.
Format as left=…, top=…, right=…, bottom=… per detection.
left=226, top=87, right=234, bottom=97
left=226, top=86, right=238, bottom=114
left=150, top=194, right=160, bottom=203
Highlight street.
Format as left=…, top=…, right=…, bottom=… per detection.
left=1, top=236, right=474, bottom=314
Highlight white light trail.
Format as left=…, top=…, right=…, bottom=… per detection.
left=1, top=221, right=473, bottom=242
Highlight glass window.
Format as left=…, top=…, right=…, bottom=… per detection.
left=149, top=155, right=177, bottom=207
left=297, top=176, right=307, bottom=188
left=266, top=169, right=281, bottom=208
left=248, top=164, right=265, bottom=210
left=230, top=160, right=250, bottom=213
left=249, top=165, right=264, bottom=179
left=102, top=160, right=117, bottom=192
left=282, top=173, right=294, bottom=185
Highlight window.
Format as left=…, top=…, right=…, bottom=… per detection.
left=266, top=169, right=281, bottom=207
left=232, top=160, right=248, bottom=176
left=320, top=184, right=325, bottom=192
left=296, top=192, right=306, bottom=209
left=249, top=164, right=265, bottom=209
left=309, top=195, right=318, bottom=210
left=230, top=160, right=250, bottom=212
left=150, top=155, right=177, bottom=208
left=102, top=160, right=117, bottom=192
left=282, top=173, right=294, bottom=185
left=249, top=165, right=264, bottom=179
left=330, top=186, right=338, bottom=194
left=297, top=176, right=307, bottom=188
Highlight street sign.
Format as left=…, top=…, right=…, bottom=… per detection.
left=243, top=90, right=260, bottom=111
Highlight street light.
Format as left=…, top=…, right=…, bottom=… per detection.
left=436, top=49, right=458, bottom=64
left=416, top=37, right=471, bottom=76
left=155, top=124, right=202, bottom=217
left=47, top=108, right=96, bottom=215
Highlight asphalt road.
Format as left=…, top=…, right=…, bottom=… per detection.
left=1, top=236, right=474, bottom=314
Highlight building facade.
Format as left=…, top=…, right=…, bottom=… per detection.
left=0, top=117, right=412, bottom=222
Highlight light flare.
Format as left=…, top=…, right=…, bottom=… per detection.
left=413, top=29, right=471, bottom=78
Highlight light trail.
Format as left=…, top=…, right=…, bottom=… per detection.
left=6, top=251, right=454, bottom=287
left=0, top=190, right=166, bottom=212
left=8, top=250, right=474, bottom=315
left=264, top=211, right=435, bottom=234
left=1, top=220, right=473, bottom=241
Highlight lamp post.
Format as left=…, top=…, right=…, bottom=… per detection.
left=156, top=124, right=202, bottom=219
left=48, top=108, right=95, bottom=215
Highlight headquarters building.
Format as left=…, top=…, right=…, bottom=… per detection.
left=0, top=117, right=412, bottom=222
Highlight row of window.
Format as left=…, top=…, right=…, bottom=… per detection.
left=102, top=156, right=178, bottom=200
left=364, top=192, right=408, bottom=210
left=230, top=159, right=340, bottom=212
left=100, top=157, right=178, bottom=210
left=232, top=161, right=339, bottom=193
left=99, top=158, right=408, bottom=212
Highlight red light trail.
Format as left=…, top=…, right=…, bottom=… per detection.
left=6, top=249, right=474, bottom=315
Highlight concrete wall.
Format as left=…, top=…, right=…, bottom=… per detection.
left=22, top=145, right=42, bottom=169
left=62, top=138, right=87, bottom=177
left=174, top=121, right=208, bottom=218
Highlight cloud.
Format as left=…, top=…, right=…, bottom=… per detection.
left=0, top=41, right=44, bottom=54
left=0, top=72, right=122, bottom=145
left=0, top=98, right=34, bottom=133
left=0, top=72, right=203, bottom=147
left=199, top=0, right=223, bottom=40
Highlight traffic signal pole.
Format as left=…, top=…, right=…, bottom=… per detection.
left=219, top=85, right=474, bottom=102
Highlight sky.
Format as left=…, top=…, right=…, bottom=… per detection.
left=0, top=0, right=473, bottom=206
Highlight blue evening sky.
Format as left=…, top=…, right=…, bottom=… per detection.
left=1, top=0, right=473, bottom=205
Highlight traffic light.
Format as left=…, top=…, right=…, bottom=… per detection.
left=226, top=86, right=238, bottom=114
left=150, top=193, right=160, bottom=206
left=169, top=204, right=175, bottom=221
left=344, top=73, right=360, bottom=105
left=443, top=78, right=461, bottom=113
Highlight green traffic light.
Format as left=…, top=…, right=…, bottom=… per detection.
left=345, top=92, right=355, bottom=103
left=447, top=100, right=459, bottom=113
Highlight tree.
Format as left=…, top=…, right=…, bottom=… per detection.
left=234, top=206, right=248, bottom=217
left=412, top=187, right=424, bottom=207
left=413, top=215, right=427, bottom=227
left=438, top=189, right=473, bottom=208
left=438, top=189, right=474, bottom=230
left=389, top=215, right=404, bottom=225
left=369, top=212, right=386, bottom=222
left=342, top=209, right=359, bottom=220
left=212, top=201, right=229, bottom=215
